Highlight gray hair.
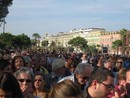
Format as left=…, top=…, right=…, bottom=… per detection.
left=74, top=63, right=93, bottom=74
left=14, top=67, right=33, bottom=80
left=52, top=59, right=65, bottom=71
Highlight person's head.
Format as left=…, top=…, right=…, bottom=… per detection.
left=14, top=67, right=33, bottom=93
left=0, top=72, right=23, bottom=98
left=0, top=59, right=13, bottom=73
left=97, top=56, right=105, bottom=67
left=39, top=55, right=47, bottom=66
left=48, top=80, right=83, bottom=98
left=124, top=68, right=130, bottom=95
left=124, top=68, right=130, bottom=83
left=108, top=57, right=116, bottom=65
left=52, top=59, right=66, bottom=75
left=21, top=50, right=27, bottom=56
left=81, top=53, right=87, bottom=60
left=115, top=58, right=123, bottom=70
left=31, top=53, right=40, bottom=68
left=12, top=56, right=26, bottom=72
left=117, top=68, right=125, bottom=86
left=75, top=63, right=93, bottom=85
left=87, top=67, right=115, bottom=98
left=104, top=60, right=113, bottom=70
left=23, top=56, right=32, bottom=68
left=2, top=54, right=11, bottom=61
left=89, top=58, right=95, bottom=64
left=65, top=58, right=73, bottom=68
left=33, top=72, right=45, bottom=91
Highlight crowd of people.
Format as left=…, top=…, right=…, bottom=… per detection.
left=0, top=49, right=130, bottom=98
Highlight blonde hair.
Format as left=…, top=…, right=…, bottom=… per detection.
left=48, top=80, right=82, bottom=98
left=117, top=68, right=126, bottom=81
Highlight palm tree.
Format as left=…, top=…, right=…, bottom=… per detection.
left=112, top=40, right=122, bottom=54
left=32, top=33, right=41, bottom=46
left=120, top=28, right=127, bottom=55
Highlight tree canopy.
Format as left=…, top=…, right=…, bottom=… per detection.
left=12, top=33, right=31, bottom=49
left=0, top=0, right=13, bottom=21
left=0, top=32, right=31, bottom=49
left=32, top=33, right=41, bottom=46
left=0, top=32, right=14, bottom=47
left=68, top=36, right=87, bottom=48
left=41, top=40, right=49, bottom=47
left=112, top=39, right=122, bottom=54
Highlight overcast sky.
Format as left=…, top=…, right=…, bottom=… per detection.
left=1, top=0, right=130, bottom=38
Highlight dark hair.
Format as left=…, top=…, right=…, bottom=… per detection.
left=48, top=80, right=82, bottom=98
left=11, top=55, right=26, bottom=72
left=0, top=72, right=23, bottom=98
left=0, top=59, right=11, bottom=71
left=34, top=71, right=45, bottom=80
left=88, top=67, right=115, bottom=87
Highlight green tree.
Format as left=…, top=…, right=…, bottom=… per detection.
left=0, top=32, right=14, bottom=48
left=88, top=45, right=97, bottom=54
left=50, top=41, right=56, bottom=50
left=41, top=40, right=49, bottom=47
left=112, top=40, right=122, bottom=54
left=31, top=39, right=36, bottom=47
left=0, top=0, right=13, bottom=34
left=68, top=36, right=87, bottom=52
left=120, top=28, right=127, bottom=55
left=0, top=0, right=13, bottom=21
left=0, top=39, right=6, bottom=49
left=32, top=33, right=41, bottom=46
left=12, top=33, right=31, bottom=49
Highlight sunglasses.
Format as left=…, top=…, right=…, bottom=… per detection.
left=34, top=79, right=43, bottom=82
left=116, top=62, right=122, bottom=64
left=100, top=82, right=114, bottom=89
left=18, top=79, right=31, bottom=83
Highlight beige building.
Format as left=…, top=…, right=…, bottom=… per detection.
left=86, top=28, right=106, bottom=45
left=44, top=28, right=106, bottom=48
left=42, top=29, right=130, bottom=55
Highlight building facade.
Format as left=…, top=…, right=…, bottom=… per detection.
left=42, top=28, right=130, bottom=55
left=125, top=31, right=130, bottom=55
left=100, top=31, right=121, bottom=54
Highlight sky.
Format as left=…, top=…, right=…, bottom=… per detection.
left=1, top=0, right=130, bottom=38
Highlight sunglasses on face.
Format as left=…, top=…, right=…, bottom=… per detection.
left=116, top=61, right=122, bottom=64
left=34, top=79, right=43, bottom=82
left=18, top=79, right=31, bottom=83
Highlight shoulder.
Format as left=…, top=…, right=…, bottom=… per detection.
left=58, top=74, right=75, bottom=83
